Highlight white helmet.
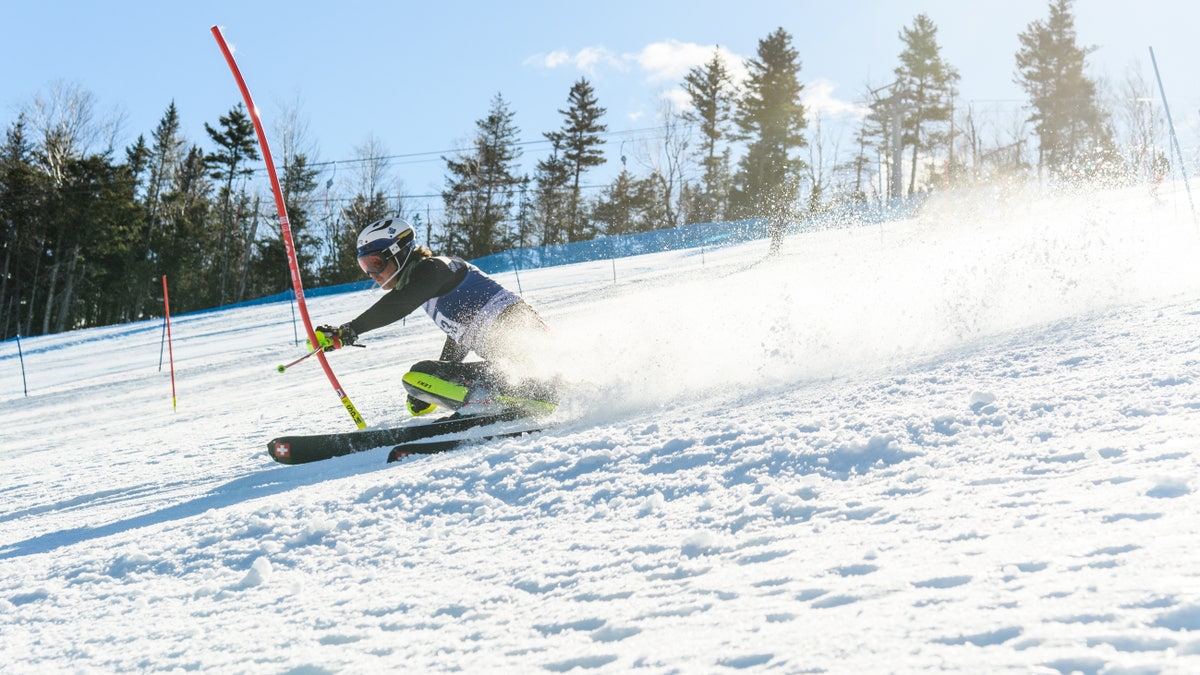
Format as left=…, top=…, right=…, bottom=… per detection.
left=355, top=218, right=415, bottom=275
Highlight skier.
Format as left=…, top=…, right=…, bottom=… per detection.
left=311, top=217, right=558, bottom=417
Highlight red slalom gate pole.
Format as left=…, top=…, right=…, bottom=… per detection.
left=163, top=275, right=177, bottom=410
left=211, top=25, right=366, bottom=429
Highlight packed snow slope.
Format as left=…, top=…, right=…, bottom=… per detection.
left=3, top=184, right=1200, bottom=673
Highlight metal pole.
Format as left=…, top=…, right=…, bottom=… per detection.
left=609, top=237, right=617, bottom=284
left=163, top=275, right=177, bottom=410
left=15, top=332, right=28, bottom=397
left=1149, top=46, right=1197, bottom=225
left=506, top=249, right=524, bottom=296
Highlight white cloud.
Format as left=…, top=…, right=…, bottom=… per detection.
left=632, top=39, right=711, bottom=82
left=625, top=42, right=865, bottom=124
left=631, top=40, right=750, bottom=86
left=803, top=78, right=869, bottom=120
left=525, top=40, right=863, bottom=126
left=526, top=39, right=750, bottom=87
left=575, top=46, right=626, bottom=74
left=543, top=50, right=570, bottom=69
left=622, top=40, right=752, bottom=117
left=660, top=87, right=692, bottom=113
left=523, top=50, right=570, bottom=69
left=524, top=46, right=624, bottom=75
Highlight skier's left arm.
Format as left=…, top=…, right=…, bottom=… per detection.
left=344, top=260, right=449, bottom=336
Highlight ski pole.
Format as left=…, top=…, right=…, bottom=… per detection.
left=277, top=342, right=366, bottom=373
left=277, top=345, right=322, bottom=373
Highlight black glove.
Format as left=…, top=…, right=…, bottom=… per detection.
left=310, top=324, right=358, bottom=352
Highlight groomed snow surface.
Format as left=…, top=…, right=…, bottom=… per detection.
left=3, top=185, right=1200, bottom=673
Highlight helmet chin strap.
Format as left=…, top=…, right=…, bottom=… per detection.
left=371, top=246, right=415, bottom=292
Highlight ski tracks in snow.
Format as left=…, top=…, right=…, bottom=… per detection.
left=3, top=189, right=1200, bottom=671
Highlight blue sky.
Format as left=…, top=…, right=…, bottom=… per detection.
left=4, top=0, right=1198, bottom=211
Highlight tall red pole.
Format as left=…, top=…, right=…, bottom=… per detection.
left=211, top=26, right=366, bottom=429
left=162, top=275, right=177, bottom=410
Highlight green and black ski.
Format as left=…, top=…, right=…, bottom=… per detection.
left=386, top=427, right=544, bottom=463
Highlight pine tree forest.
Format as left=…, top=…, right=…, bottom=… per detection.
left=0, top=2, right=1158, bottom=338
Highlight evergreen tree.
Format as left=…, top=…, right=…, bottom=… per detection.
left=125, top=135, right=150, bottom=189
left=204, top=104, right=258, bottom=189
left=730, top=27, right=807, bottom=253
left=844, top=115, right=875, bottom=201
left=511, top=176, right=535, bottom=249
left=24, top=83, right=109, bottom=333
left=531, top=139, right=572, bottom=247
left=894, top=13, right=960, bottom=195
left=590, top=169, right=667, bottom=236
left=4, top=95, right=227, bottom=333
left=681, top=48, right=736, bottom=223
left=0, top=115, right=46, bottom=338
left=118, top=104, right=188, bottom=320
left=1015, top=0, right=1111, bottom=178
left=123, top=135, right=155, bottom=318
left=14, top=148, right=141, bottom=332
left=544, top=79, right=607, bottom=242
left=325, top=190, right=389, bottom=285
left=147, top=103, right=186, bottom=217
left=63, top=153, right=141, bottom=328
left=158, top=144, right=212, bottom=314
left=280, top=153, right=320, bottom=278
left=135, top=103, right=188, bottom=316
left=441, top=93, right=524, bottom=259
left=246, top=153, right=319, bottom=300
left=204, top=103, right=260, bottom=305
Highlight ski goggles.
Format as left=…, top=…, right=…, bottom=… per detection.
left=357, top=253, right=391, bottom=275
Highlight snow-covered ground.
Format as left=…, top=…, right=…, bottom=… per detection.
left=3, top=184, right=1200, bottom=673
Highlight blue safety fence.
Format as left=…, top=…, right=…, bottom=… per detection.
left=471, top=218, right=768, bottom=274
left=473, top=194, right=925, bottom=274
left=139, top=194, right=927, bottom=315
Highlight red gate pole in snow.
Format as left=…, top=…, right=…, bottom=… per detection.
left=162, top=275, right=177, bottom=410
left=211, top=25, right=366, bottom=429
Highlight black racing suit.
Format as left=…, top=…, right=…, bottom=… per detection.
left=346, top=255, right=554, bottom=405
